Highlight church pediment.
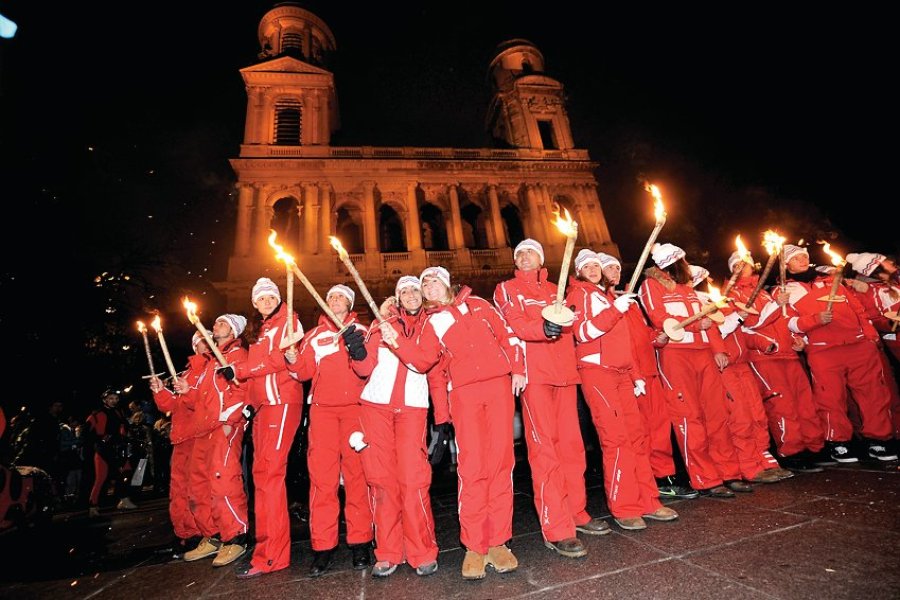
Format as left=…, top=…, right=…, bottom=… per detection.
left=241, top=55, right=332, bottom=76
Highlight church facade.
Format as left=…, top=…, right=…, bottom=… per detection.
left=219, top=4, right=618, bottom=317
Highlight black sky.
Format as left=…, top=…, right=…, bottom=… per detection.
left=0, top=2, right=894, bottom=406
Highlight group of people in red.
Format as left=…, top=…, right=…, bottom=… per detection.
left=146, top=236, right=898, bottom=582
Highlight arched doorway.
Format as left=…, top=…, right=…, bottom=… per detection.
left=335, top=206, right=363, bottom=253
left=501, top=204, right=525, bottom=247
left=460, top=203, right=489, bottom=249
left=419, top=202, right=449, bottom=251
left=271, top=197, right=301, bottom=254
left=379, top=204, right=407, bottom=252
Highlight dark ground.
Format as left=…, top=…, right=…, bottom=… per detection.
left=2, top=445, right=898, bottom=600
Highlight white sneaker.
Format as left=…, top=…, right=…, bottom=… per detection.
left=117, top=497, right=138, bottom=510
left=868, top=444, right=898, bottom=462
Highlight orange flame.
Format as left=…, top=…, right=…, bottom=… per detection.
left=734, top=235, right=753, bottom=265
left=329, top=236, right=349, bottom=260
left=182, top=297, right=199, bottom=324
left=550, top=205, right=577, bottom=238
left=137, top=320, right=147, bottom=333
left=762, top=230, right=786, bottom=256
left=818, top=241, right=845, bottom=267
left=707, top=283, right=728, bottom=307
left=267, top=230, right=295, bottom=266
left=644, top=182, right=666, bottom=223
left=150, top=315, right=162, bottom=332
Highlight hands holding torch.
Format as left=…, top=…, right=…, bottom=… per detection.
left=818, top=242, right=847, bottom=314
left=542, top=206, right=578, bottom=326
left=663, top=283, right=730, bottom=341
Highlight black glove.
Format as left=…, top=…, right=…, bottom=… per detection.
left=217, top=365, right=235, bottom=381
left=543, top=319, right=563, bottom=338
left=428, top=423, right=452, bottom=466
left=341, top=326, right=367, bottom=361
left=241, top=404, right=255, bottom=422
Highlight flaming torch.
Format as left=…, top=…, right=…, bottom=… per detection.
left=722, top=234, right=754, bottom=298
left=737, top=229, right=785, bottom=314
left=626, top=183, right=667, bottom=293
left=266, top=230, right=343, bottom=348
left=542, top=206, right=578, bottom=326
left=183, top=298, right=229, bottom=367
left=663, top=283, right=730, bottom=341
left=330, top=236, right=397, bottom=347
left=150, top=315, right=177, bottom=380
left=818, top=242, right=847, bottom=313
left=136, top=321, right=161, bottom=379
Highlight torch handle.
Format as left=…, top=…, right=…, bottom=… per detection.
left=155, top=330, right=178, bottom=382
left=141, top=332, right=157, bottom=378
left=339, top=257, right=398, bottom=348
left=290, top=264, right=345, bottom=330
left=286, top=267, right=294, bottom=338
left=825, top=270, right=844, bottom=314
left=675, top=301, right=719, bottom=331
left=721, top=267, right=743, bottom=298
left=746, top=253, right=779, bottom=307
left=626, top=220, right=665, bottom=294
left=556, top=226, right=578, bottom=305
left=195, top=321, right=229, bottom=367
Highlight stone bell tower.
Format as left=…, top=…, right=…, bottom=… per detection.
left=486, top=39, right=575, bottom=151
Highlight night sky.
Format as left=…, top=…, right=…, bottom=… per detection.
left=0, top=2, right=893, bottom=411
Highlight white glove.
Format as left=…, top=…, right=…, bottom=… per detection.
left=613, top=293, right=637, bottom=313
left=633, top=379, right=647, bottom=397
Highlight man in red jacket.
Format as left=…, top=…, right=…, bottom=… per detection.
left=783, top=245, right=896, bottom=462
left=287, top=284, right=374, bottom=577
left=493, top=239, right=609, bottom=559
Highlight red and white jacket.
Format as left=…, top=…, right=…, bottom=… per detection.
left=639, top=267, right=726, bottom=352
left=354, top=310, right=451, bottom=423
left=783, top=274, right=879, bottom=353
left=289, top=313, right=368, bottom=407
left=493, top=268, right=579, bottom=386
left=566, top=278, right=636, bottom=372
left=153, top=353, right=207, bottom=444
left=234, top=302, right=304, bottom=407
left=180, top=339, right=248, bottom=436
left=391, top=287, right=524, bottom=391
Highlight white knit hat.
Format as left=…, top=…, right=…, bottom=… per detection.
left=251, top=277, right=281, bottom=303
left=574, top=249, right=601, bottom=274
left=651, top=243, right=685, bottom=269
left=597, top=253, right=621, bottom=270
left=846, top=252, right=885, bottom=277
left=216, top=314, right=247, bottom=338
left=514, top=239, right=545, bottom=265
left=327, top=284, right=355, bottom=308
left=395, top=275, right=421, bottom=297
left=689, top=265, right=710, bottom=288
left=419, top=266, right=451, bottom=289
left=728, top=251, right=753, bottom=274
left=191, top=331, right=205, bottom=350
left=783, top=244, right=809, bottom=265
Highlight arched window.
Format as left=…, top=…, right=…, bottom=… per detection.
left=281, top=31, right=304, bottom=58
left=275, top=100, right=302, bottom=145
left=378, top=205, right=407, bottom=252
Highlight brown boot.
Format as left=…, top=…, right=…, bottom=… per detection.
left=614, top=516, right=647, bottom=530
left=184, top=536, right=221, bottom=562
left=643, top=506, right=679, bottom=521
left=485, top=545, right=518, bottom=573
left=751, top=469, right=785, bottom=484
left=212, top=542, right=246, bottom=567
left=544, top=537, right=588, bottom=558
left=461, top=550, right=486, bottom=580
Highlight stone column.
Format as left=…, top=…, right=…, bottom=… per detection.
left=363, top=181, right=378, bottom=253
left=253, top=188, right=272, bottom=255
left=487, top=184, right=507, bottom=248
left=406, top=182, right=422, bottom=251
left=525, top=184, right=547, bottom=241
left=234, top=182, right=254, bottom=257
left=303, top=183, right=319, bottom=254
left=585, top=184, right=612, bottom=244
left=319, top=184, right=332, bottom=254
left=448, top=183, right=464, bottom=249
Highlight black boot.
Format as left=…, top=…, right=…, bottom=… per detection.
left=349, top=542, right=372, bottom=570
left=309, top=548, right=335, bottom=578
